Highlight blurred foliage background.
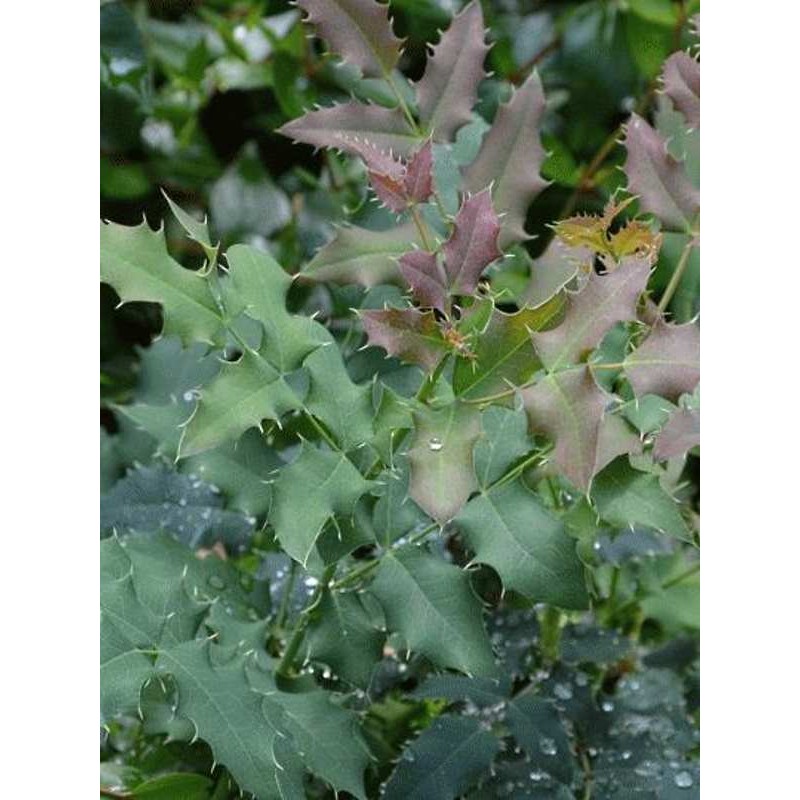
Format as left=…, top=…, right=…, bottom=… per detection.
left=101, top=0, right=698, bottom=412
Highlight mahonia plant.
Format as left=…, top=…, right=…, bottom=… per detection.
left=100, top=2, right=700, bottom=798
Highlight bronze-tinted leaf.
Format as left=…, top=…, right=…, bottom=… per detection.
left=624, top=321, right=700, bottom=402
left=521, top=367, right=609, bottom=493
left=442, top=189, right=502, bottom=295
left=662, top=52, right=700, bottom=129
left=278, top=102, right=420, bottom=157
left=296, top=0, right=402, bottom=78
left=531, top=256, right=651, bottom=371
left=415, top=1, right=489, bottom=142
left=594, top=412, right=643, bottom=475
left=653, top=407, right=700, bottom=460
left=407, top=402, right=481, bottom=522
left=623, top=113, right=699, bottom=233
left=361, top=308, right=449, bottom=370
left=463, top=73, right=548, bottom=246
left=398, top=250, right=448, bottom=311
left=403, top=140, right=434, bottom=203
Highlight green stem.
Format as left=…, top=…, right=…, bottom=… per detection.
left=538, top=605, right=564, bottom=664
left=417, top=354, right=450, bottom=404
left=657, top=238, right=696, bottom=315
left=662, top=561, right=700, bottom=590
left=275, top=560, right=298, bottom=630
left=276, top=564, right=336, bottom=678
left=410, top=203, right=434, bottom=251
left=304, top=411, right=341, bottom=452
left=487, top=448, right=548, bottom=491
left=385, top=71, right=420, bottom=134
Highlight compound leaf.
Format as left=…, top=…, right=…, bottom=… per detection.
left=456, top=480, right=588, bottom=608
left=453, top=296, right=564, bottom=400
left=278, top=101, right=420, bottom=157
left=415, top=1, right=489, bottom=142
left=624, top=320, right=700, bottom=402
left=179, top=349, right=301, bottom=458
left=296, top=0, right=402, bottom=79
left=100, top=464, right=255, bottom=549
left=226, top=244, right=330, bottom=372
left=370, top=546, right=497, bottom=676
left=304, top=590, right=385, bottom=686
left=383, top=714, right=500, bottom=800
left=662, top=52, right=700, bottom=129
left=302, top=222, right=423, bottom=287
left=270, top=443, right=373, bottom=566
left=591, top=457, right=690, bottom=539
left=304, top=345, right=375, bottom=451
left=100, top=220, right=223, bottom=345
left=624, top=113, right=700, bottom=233
left=463, top=72, right=548, bottom=246
left=407, top=401, right=481, bottom=522
left=531, top=257, right=651, bottom=371
left=361, top=307, right=449, bottom=371
left=521, top=368, right=609, bottom=493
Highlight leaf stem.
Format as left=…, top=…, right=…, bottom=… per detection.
left=661, top=561, right=699, bottom=590
left=410, top=203, right=434, bottom=251
left=385, top=71, right=420, bottom=134
left=416, top=353, right=450, bottom=404
left=276, top=563, right=336, bottom=677
left=275, top=559, right=298, bottom=630
left=656, top=237, right=696, bottom=315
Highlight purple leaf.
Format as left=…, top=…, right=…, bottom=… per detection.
left=360, top=308, right=449, bottom=370
left=662, top=52, right=700, bottom=129
left=369, top=170, right=408, bottom=213
left=345, top=137, right=406, bottom=179
left=531, top=256, right=651, bottom=371
left=403, top=140, right=434, bottom=203
left=296, top=0, right=402, bottom=78
left=653, top=407, right=700, bottom=461
left=594, top=413, right=643, bottom=476
left=415, top=1, right=489, bottom=142
left=442, top=189, right=502, bottom=295
left=463, top=72, right=549, bottom=247
left=623, top=113, right=700, bottom=232
left=624, top=320, right=700, bottom=402
left=397, top=250, right=448, bottom=311
left=277, top=102, right=420, bottom=157
left=521, top=367, right=609, bottom=493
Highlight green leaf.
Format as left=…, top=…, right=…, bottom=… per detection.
left=154, top=641, right=302, bottom=800
left=100, top=220, right=223, bottom=346
left=100, top=535, right=209, bottom=720
left=370, top=546, right=497, bottom=676
left=383, top=715, right=501, bottom=800
left=100, top=464, right=255, bottom=549
left=179, top=349, right=301, bottom=458
left=130, top=773, right=212, bottom=800
left=506, top=696, right=577, bottom=786
left=372, top=457, right=432, bottom=545
left=270, top=443, right=373, bottom=566
left=456, top=481, right=588, bottom=609
left=407, top=401, right=481, bottom=522
left=304, top=589, right=385, bottom=686
left=276, top=689, right=371, bottom=799
left=296, top=0, right=402, bottom=78
left=416, top=1, right=489, bottom=142
left=226, top=244, right=330, bottom=372
left=163, top=191, right=219, bottom=269
left=521, top=367, right=609, bottom=493
left=532, top=258, right=651, bottom=371
left=304, top=345, right=375, bottom=450
left=473, top=405, right=532, bottom=488
left=591, top=457, right=690, bottom=539
left=302, top=223, right=422, bottom=287
left=183, top=429, right=281, bottom=518
left=361, top=307, right=450, bottom=371
left=453, top=296, right=564, bottom=400
left=463, top=73, right=548, bottom=246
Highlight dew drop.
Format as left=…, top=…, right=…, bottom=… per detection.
left=428, top=437, right=443, bottom=452
left=553, top=682, right=573, bottom=701
left=601, top=700, right=615, bottom=713
left=674, top=771, right=694, bottom=789
left=304, top=577, right=319, bottom=589
left=538, top=737, right=557, bottom=756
